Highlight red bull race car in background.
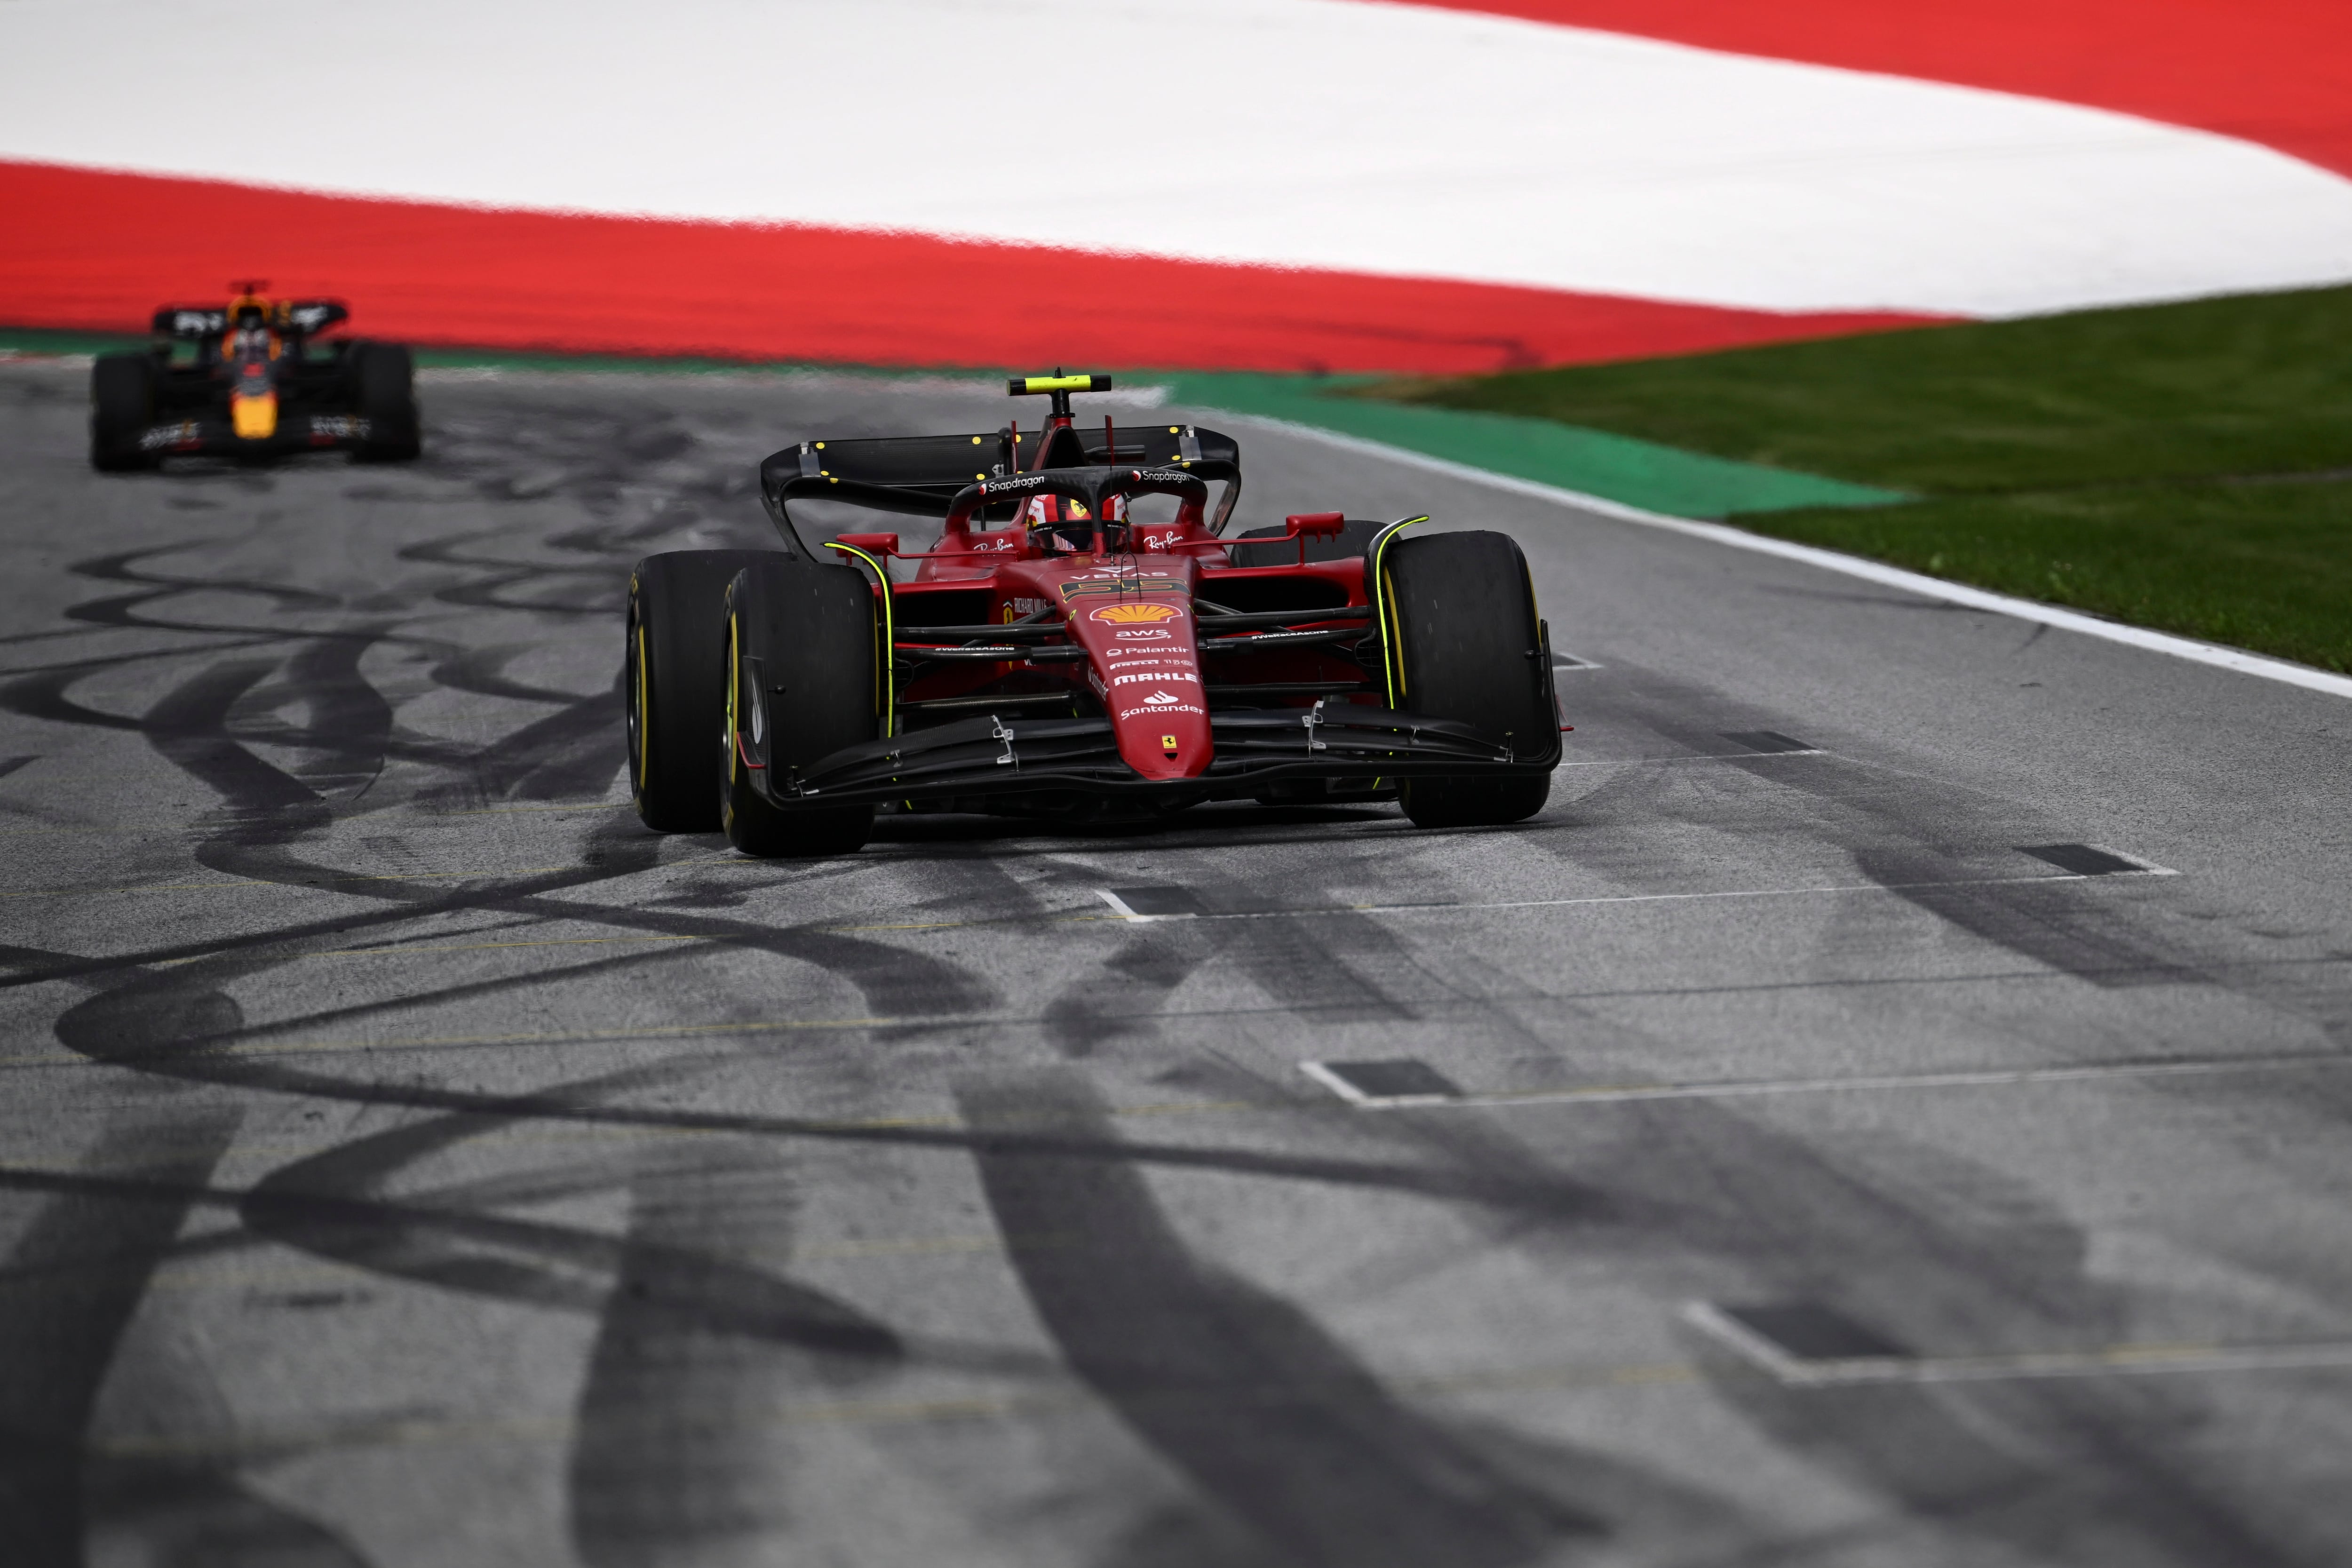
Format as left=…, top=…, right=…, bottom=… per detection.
left=627, top=372, right=1564, bottom=855
left=89, top=284, right=421, bottom=470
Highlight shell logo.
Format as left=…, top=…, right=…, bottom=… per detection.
left=1090, top=602, right=1183, bottom=625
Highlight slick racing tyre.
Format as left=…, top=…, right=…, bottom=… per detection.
left=722, top=556, right=880, bottom=857
left=350, top=342, right=422, bottom=461
left=627, top=550, right=776, bottom=833
left=1382, top=530, right=1555, bottom=828
left=90, top=353, right=159, bottom=472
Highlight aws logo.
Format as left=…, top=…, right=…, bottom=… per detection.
left=1089, top=602, right=1184, bottom=626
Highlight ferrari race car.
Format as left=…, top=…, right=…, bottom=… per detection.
left=89, top=284, right=421, bottom=470
left=626, top=373, right=1563, bottom=856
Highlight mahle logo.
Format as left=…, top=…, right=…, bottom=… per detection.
left=1090, top=602, right=1183, bottom=626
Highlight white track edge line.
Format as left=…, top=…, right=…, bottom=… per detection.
left=1206, top=410, right=2352, bottom=702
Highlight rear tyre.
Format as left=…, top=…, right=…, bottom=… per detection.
left=1382, top=530, right=1555, bottom=829
left=626, top=550, right=778, bottom=833
left=90, top=353, right=159, bottom=472
left=723, top=557, right=879, bottom=857
left=351, top=342, right=421, bottom=461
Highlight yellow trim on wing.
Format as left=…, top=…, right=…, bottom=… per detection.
left=633, top=620, right=650, bottom=791
left=825, top=543, right=896, bottom=738
left=1367, top=515, right=1428, bottom=708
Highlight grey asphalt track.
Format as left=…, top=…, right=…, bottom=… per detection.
left=4, top=358, right=2351, bottom=1568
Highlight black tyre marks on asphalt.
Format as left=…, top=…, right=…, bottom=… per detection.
left=1557, top=657, right=2351, bottom=1025
left=959, top=1070, right=1599, bottom=1568
left=0, top=1105, right=243, bottom=1568
left=1034, top=825, right=1564, bottom=1068
left=453, top=668, right=627, bottom=804
left=59, top=540, right=341, bottom=634
left=1042, top=926, right=1208, bottom=1058
left=1851, top=843, right=2196, bottom=989
left=1066, top=786, right=2334, bottom=1566
left=0, top=376, right=1019, bottom=1563
left=567, top=1138, right=895, bottom=1568
left=143, top=659, right=336, bottom=836
left=80, top=1463, right=374, bottom=1568
left=1657, top=1111, right=2303, bottom=1567
left=235, top=632, right=401, bottom=804
left=1321, top=1083, right=2321, bottom=1566
left=241, top=1075, right=899, bottom=1362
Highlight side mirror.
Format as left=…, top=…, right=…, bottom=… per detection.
left=829, top=533, right=900, bottom=557
left=1281, top=511, right=1345, bottom=564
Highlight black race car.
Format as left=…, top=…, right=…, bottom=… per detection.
left=89, top=284, right=421, bottom=470
left=627, top=372, right=1564, bottom=856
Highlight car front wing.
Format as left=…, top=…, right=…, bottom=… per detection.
left=748, top=703, right=1562, bottom=811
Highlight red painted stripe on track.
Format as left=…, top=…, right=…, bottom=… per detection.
left=1394, top=0, right=2352, bottom=179
left=0, top=161, right=1932, bottom=374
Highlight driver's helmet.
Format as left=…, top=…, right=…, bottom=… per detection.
left=226, top=300, right=275, bottom=362
left=1021, top=493, right=1128, bottom=553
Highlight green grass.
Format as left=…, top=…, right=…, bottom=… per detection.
left=1371, top=285, right=2352, bottom=672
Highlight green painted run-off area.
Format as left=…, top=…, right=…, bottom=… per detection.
left=1157, top=371, right=1903, bottom=519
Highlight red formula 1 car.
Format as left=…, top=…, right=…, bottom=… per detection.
left=89, top=284, right=421, bottom=470
left=626, top=373, right=1562, bottom=855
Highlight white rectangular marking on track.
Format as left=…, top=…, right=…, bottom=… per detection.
left=1299, top=1059, right=1462, bottom=1106
left=1682, top=1301, right=2352, bottom=1386
left=1096, top=888, right=1205, bottom=922
left=1335, top=1050, right=2345, bottom=1114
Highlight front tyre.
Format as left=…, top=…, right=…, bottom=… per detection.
left=626, top=550, right=777, bottom=833
left=351, top=342, right=422, bottom=461
left=722, top=557, right=878, bottom=857
left=1382, top=530, right=1556, bottom=829
left=90, top=353, right=159, bottom=472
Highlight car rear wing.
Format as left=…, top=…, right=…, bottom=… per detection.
left=759, top=422, right=1241, bottom=552
left=150, top=300, right=350, bottom=340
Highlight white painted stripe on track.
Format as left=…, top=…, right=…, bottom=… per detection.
left=1681, top=1301, right=2352, bottom=1387
left=1339, top=1050, right=2345, bottom=1114
left=1212, top=411, right=2352, bottom=702
left=1097, top=868, right=2169, bottom=927
left=5, top=0, right=2352, bottom=317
